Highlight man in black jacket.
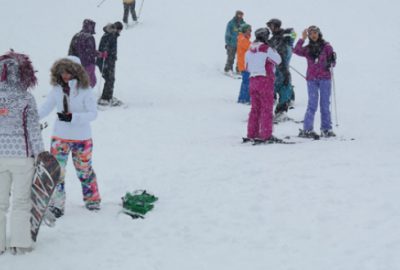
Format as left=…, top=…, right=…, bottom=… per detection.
left=97, top=21, right=123, bottom=106
left=267, top=19, right=296, bottom=121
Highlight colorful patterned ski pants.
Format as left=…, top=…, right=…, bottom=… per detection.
left=247, top=76, right=275, bottom=140
left=49, top=137, right=101, bottom=211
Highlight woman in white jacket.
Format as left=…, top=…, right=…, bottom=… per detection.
left=39, top=56, right=101, bottom=218
left=0, top=51, right=45, bottom=255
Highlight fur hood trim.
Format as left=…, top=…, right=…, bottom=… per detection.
left=50, top=58, right=89, bottom=89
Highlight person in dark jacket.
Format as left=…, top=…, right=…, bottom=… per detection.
left=267, top=19, right=296, bottom=121
left=96, top=22, right=123, bottom=106
left=68, top=19, right=100, bottom=88
left=224, top=10, right=245, bottom=75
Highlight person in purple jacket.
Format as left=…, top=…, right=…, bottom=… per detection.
left=68, top=19, right=104, bottom=88
left=293, top=25, right=336, bottom=139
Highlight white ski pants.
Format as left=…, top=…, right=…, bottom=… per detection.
left=0, top=158, right=34, bottom=252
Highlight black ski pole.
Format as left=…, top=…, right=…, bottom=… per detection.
left=97, top=0, right=107, bottom=8
left=97, top=58, right=106, bottom=98
left=289, top=64, right=306, bottom=80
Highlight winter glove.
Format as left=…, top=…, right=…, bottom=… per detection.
left=57, top=112, right=72, bottom=122
left=326, top=52, right=337, bottom=69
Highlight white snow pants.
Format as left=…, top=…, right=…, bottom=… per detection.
left=0, top=158, right=34, bottom=252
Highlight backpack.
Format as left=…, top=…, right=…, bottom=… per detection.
left=282, top=28, right=296, bottom=47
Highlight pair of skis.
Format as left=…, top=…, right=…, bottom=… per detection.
left=242, top=137, right=296, bottom=145
left=242, top=132, right=354, bottom=145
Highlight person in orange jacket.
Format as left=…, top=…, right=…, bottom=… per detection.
left=237, top=24, right=252, bottom=104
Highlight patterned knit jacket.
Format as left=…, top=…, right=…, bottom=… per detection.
left=0, top=57, right=44, bottom=158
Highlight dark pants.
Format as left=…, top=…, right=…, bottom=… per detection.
left=123, top=2, right=137, bottom=23
left=101, top=62, right=116, bottom=101
left=224, top=45, right=236, bottom=72
left=274, top=69, right=293, bottom=114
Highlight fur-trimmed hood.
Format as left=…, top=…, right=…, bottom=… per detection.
left=0, top=51, right=37, bottom=92
left=50, top=58, right=90, bottom=89
left=103, top=23, right=117, bottom=34
left=82, top=19, right=96, bottom=35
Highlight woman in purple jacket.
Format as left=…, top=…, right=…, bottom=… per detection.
left=68, top=19, right=101, bottom=88
left=293, top=26, right=336, bottom=138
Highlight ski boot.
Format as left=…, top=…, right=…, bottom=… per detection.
left=321, top=130, right=336, bottom=138
left=85, top=202, right=101, bottom=211
left=242, top=137, right=253, bottom=143
left=298, top=129, right=320, bottom=140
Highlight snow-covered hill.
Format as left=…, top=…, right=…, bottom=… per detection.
left=1, top=0, right=399, bottom=269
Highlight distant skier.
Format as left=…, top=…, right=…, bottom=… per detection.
left=293, top=25, right=336, bottom=138
left=244, top=28, right=282, bottom=143
left=224, top=10, right=245, bottom=76
left=39, top=56, right=101, bottom=218
left=266, top=18, right=296, bottom=121
left=68, top=19, right=101, bottom=88
left=236, top=24, right=252, bottom=104
left=97, top=22, right=124, bottom=106
left=0, top=51, right=45, bottom=255
left=123, top=0, right=137, bottom=27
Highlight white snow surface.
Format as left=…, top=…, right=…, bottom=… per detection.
left=1, top=0, right=400, bottom=269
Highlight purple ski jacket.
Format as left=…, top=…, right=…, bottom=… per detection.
left=68, top=19, right=98, bottom=67
left=293, top=39, right=335, bottom=80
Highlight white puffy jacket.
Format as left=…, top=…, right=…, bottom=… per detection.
left=39, top=80, right=97, bottom=141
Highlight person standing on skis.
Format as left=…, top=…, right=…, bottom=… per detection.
left=122, top=0, right=137, bottom=27
left=237, top=23, right=252, bottom=104
left=224, top=10, right=245, bottom=76
left=293, top=25, right=336, bottom=138
left=97, top=22, right=123, bottom=106
left=266, top=18, right=296, bottom=121
left=244, top=28, right=282, bottom=143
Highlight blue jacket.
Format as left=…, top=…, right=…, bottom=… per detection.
left=225, top=17, right=245, bottom=48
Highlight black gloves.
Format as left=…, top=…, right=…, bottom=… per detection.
left=57, top=112, right=72, bottom=122
left=326, top=52, right=337, bottom=69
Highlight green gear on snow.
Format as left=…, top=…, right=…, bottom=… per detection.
left=121, top=190, right=158, bottom=217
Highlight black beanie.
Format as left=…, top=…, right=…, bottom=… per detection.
left=114, top=21, right=123, bottom=30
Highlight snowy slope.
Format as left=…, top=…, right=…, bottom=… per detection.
left=1, top=0, right=400, bottom=269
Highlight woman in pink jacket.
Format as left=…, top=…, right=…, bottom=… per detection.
left=243, top=28, right=282, bottom=144
left=293, top=26, right=336, bottom=139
